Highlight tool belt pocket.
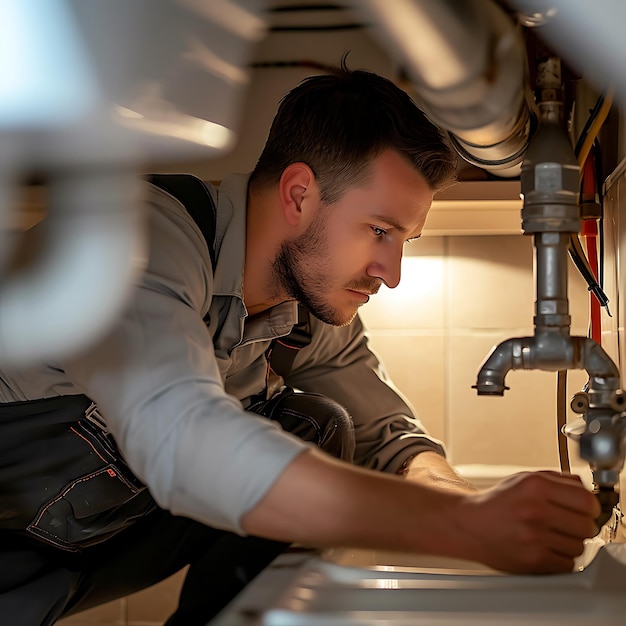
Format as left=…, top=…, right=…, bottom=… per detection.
left=0, top=395, right=156, bottom=552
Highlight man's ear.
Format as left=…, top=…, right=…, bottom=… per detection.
left=278, top=163, right=317, bottom=227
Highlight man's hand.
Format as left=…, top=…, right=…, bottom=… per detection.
left=454, top=471, right=601, bottom=574
left=401, top=451, right=478, bottom=494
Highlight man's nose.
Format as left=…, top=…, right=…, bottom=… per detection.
left=367, top=247, right=402, bottom=289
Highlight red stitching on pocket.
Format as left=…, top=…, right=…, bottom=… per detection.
left=69, top=426, right=108, bottom=463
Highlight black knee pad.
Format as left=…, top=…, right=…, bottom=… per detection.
left=248, top=388, right=355, bottom=462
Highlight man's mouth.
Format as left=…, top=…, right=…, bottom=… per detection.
left=346, top=289, right=371, bottom=303
left=345, top=281, right=381, bottom=297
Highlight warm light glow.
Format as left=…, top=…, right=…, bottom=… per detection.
left=374, top=578, right=400, bottom=589
left=114, top=105, right=235, bottom=151
left=377, top=257, right=443, bottom=309
left=360, top=256, right=444, bottom=330
left=116, top=106, right=144, bottom=119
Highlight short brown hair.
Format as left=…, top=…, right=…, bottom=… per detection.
left=249, top=63, right=456, bottom=203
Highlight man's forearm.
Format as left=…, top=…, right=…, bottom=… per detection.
left=240, top=447, right=600, bottom=575
left=241, top=448, right=470, bottom=557
left=399, top=451, right=478, bottom=493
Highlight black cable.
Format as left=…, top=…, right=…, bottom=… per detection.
left=568, top=240, right=611, bottom=313
left=268, top=23, right=367, bottom=31
left=251, top=60, right=337, bottom=72
left=266, top=4, right=367, bottom=32
left=269, top=4, right=347, bottom=11
left=574, top=92, right=606, bottom=159
left=569, top=91, right=611, bottom=315
left=567, top=236, right=609, bottom=313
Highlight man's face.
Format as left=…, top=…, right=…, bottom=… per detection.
left=272, top=150, right=434, bottom=326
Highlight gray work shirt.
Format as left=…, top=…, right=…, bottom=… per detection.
left=0, top=173, right=445, bottom=534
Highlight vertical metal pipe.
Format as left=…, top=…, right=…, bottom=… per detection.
left=534, top=232, right=570, bottom=330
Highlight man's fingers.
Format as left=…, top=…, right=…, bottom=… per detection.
left=512, top=471, right=601, bottom=518
left=548, top=482, right=601, bottom=518
left=464, top=470, right=603, bottom=574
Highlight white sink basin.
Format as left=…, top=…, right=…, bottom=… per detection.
left=263, top=543, right=626, bottom=625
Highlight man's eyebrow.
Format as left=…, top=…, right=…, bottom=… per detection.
left=370, top=214, right=408, bottom=233
left=370, top=214, right=422, bottom=240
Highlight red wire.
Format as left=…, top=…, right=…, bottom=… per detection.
left=585, top=230, right=601, bottom=343
left=580, top=153, right=601, bottom=344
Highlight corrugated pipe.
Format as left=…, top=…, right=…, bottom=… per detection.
left=352, top=0, right=535, bottom=177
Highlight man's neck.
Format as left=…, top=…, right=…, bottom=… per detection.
left=243, top=189, right=289, bottom=316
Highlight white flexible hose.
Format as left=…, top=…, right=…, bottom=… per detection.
left=352, top=0, right=531, bottom=177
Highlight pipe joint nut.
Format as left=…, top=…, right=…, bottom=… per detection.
left=472, top=374, right=510, bottom=396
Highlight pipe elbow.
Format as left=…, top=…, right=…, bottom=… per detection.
left=474, top=338, right=521, bottom=395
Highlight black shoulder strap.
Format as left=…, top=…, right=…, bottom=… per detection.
left=147, top=173, right=217, bottom=270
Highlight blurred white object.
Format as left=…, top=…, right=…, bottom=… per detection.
left=509, top=0, right=626, bottom=105
left=0, top=0, right=267, bottom=365
left=0, top=0, right=98, bottom=126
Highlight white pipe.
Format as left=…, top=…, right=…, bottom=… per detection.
left=0, top=0, right=145, bottom=365
left=353, top=0, right=534, bottom=177
left=0, top=172, right=146, bottom=365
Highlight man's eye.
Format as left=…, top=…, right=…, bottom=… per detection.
left=372, top=226, right=387, bottom=237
